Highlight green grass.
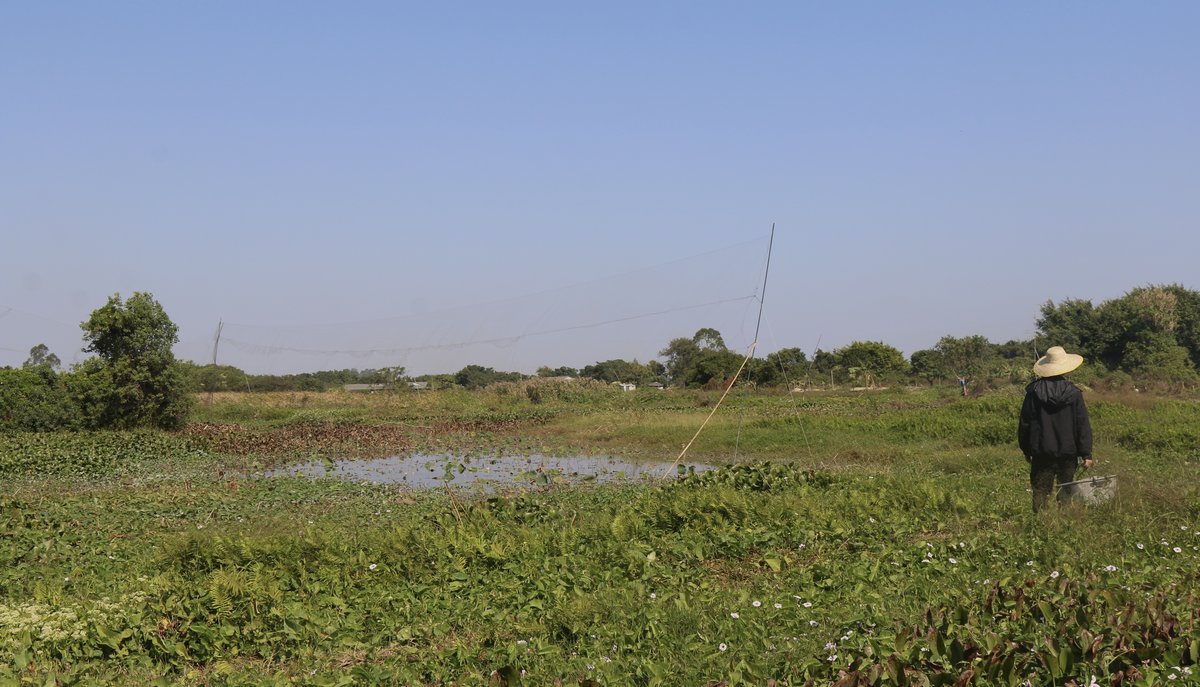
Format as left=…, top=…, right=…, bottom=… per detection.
left=2, top=386, right=1198, bottom=685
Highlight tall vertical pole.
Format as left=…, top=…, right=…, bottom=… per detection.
left=208, top=320, right=223, bottom=404
left=734, top=224, right=776, bottom=459
left=211, top=320, right=224, bottom=366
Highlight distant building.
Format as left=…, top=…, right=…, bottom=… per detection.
left=343, top=383, right=388, bottom=392
left=648, top=381, right=665, bottom=390
left=409, top=381, right=430, bottom=391
left=616, top=382, right=636, bottom=392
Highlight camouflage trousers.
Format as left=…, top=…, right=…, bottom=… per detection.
left=1029, top=455, right=1078, bottom=513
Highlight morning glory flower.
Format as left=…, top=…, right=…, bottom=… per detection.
left=730, top=612, right=739, bottom=619
left=719, top=643, right=727, bottom=652
left=752, top=600, right=762, bottom=608
left=1050, top=571, right=1060, bottom=579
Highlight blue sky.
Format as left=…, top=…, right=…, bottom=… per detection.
left=2, top=3, right=1197, bottom=374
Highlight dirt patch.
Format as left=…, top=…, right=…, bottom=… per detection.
left=183, top=415, right=551, bottom=458
left=183, top=422, right=415, bottom=458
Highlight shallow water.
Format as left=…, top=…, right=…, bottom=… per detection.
left=266, top=453, right=715, bottom=489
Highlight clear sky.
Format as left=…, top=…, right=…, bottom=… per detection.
left=2, top=3, right=1197, bottom=375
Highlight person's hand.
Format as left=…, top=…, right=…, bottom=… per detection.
left=1082, top=457, right=1095, bottom=470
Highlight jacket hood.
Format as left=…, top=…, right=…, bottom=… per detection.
left=1032, top=377, right=1077, bottom=410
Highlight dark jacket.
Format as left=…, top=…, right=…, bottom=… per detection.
left=1018, top=376, right=1093, bottom=460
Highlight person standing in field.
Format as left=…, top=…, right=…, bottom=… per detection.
left=1018, top=346, right=1094, bottom=512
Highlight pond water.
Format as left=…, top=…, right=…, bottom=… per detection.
left=266, top=453, right=716, bottom=490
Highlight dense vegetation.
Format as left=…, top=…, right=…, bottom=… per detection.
left=1, top=285, right=1197, bottom=683
left=5, top=285, right=1197, bottom=431
left=1, top=293, right=192, bottom=433
left=1, top=385, right=1198, bottom=685
left=179, top=282, right=1200, bottom=394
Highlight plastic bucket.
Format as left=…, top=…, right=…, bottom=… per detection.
left=1058, top=475, right=1117, bottom=504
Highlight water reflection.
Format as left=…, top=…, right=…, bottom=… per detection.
left=266, top=453, right=715, bottom=489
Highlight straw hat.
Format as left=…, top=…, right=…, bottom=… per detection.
left=1034, top=346, right=1084, bottom=377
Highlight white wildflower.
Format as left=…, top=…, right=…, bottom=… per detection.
left=719, top=643, right=727, bottom=652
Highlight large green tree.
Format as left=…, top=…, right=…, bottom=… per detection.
left=659, top=328, right=742, bottom=387
left=72, top=292, right=193, bottom=429
left=747, top=347, right=808, bottom=387
left=935, top=335, right=997, bottom=382
left=453, top=365, right=524, bottom=390
left=659, top=337, right=701, bottom=385
left=833, top=341, right=908, bottom=385
left=908, top=348, right=944, bottom=386
left=579, top=359, right=663, bottom=385
left=1036, top=298, right=1105, bottom=363
left=23, top=343, right=61, bottom=371
left=1039, top=285, right=1200, bottom=378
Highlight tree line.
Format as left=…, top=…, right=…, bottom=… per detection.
left=2, top=284, right=1197, bottom=432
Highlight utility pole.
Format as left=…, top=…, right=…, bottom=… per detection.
left=208, top=320, right=223, bottom=404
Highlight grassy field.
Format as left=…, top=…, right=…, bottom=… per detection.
left=2, top=384, right=1199, bottom=685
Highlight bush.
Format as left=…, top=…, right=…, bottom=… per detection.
left=74, top=292, right=194, bottom=430
left=0, top=368, right=78, bottom=432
